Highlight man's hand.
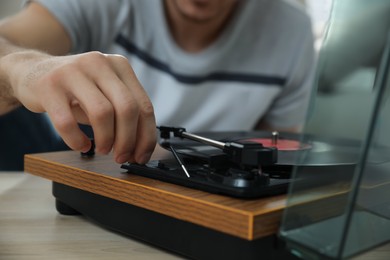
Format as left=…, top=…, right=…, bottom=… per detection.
left=2, top=50, right=156, bottom=164
left=0, top=3, right=156, bottom=164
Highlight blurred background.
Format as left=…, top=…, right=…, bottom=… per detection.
left=8, top=0, right=382, bottom=140
left=4, top=0, right=384, bottom=140
left=0, top=0, right=23, bottom=18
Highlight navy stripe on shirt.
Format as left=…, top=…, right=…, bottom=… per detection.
left=115, top=34, right=286, bottom=86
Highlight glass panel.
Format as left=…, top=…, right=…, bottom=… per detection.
left=279, top=0, right=390, bottom=259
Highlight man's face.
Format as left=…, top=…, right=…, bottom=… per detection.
left=169, top=0, right=239, bottom=23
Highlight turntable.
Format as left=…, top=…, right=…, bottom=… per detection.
left=24, top=126, right=366, bottom=260
left=121, top=126, right=359, bottom=198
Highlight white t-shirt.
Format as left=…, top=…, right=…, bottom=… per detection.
left=33, top=0, right=315, bottom=132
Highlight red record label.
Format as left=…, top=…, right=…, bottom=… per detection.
left=242, top=138, right=311, bottom=151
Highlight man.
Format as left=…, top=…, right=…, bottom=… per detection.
left=0, top=0, right=315, bottom=170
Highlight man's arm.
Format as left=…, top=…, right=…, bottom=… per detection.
left=0, top=3, right=72, bottom=56
left=0, top=3, right=156, bottom=164
left=0, top=3, right=70, bottom=115
left=0, top=38, right=21, bottom=114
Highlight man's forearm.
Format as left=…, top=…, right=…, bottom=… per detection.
left=0, top=37, right=52, bottom=115
left=0, top=37, right=23, bottom=115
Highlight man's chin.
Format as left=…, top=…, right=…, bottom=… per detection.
left=171, top=0, right=221, bottom=24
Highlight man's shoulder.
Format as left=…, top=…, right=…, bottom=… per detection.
left=271, top=0, right=311, bottom=25
left=239, top=0, right=312, bottom=42
left=247, top=0, right=309, bottom=23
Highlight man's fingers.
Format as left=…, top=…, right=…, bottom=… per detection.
left=82, top=53, right=156, bottom=164
left=105, top=55, right=157, bottom=164
left=66, top=73, right=115, bottom=155
left=43, top=91, right=91, bottom=152
left=81, top=55, right=139, bottom=162
left=134, top=109, right=157, bottom=164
